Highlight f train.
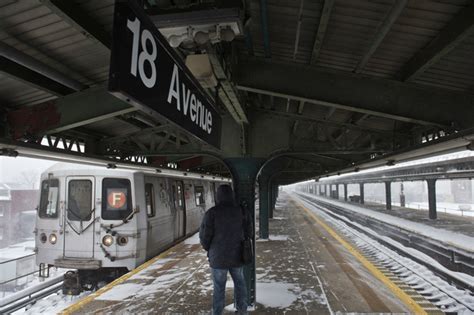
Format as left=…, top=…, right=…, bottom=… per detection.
left=35, top=164, right=228, bottom=294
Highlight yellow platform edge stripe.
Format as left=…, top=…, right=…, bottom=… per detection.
left=60, top=245, right=176, bottom=315
left=292, top=197, right=427, bottom=315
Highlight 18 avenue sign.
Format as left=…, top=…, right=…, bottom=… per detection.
left=108, top=0, right=221, bottom=148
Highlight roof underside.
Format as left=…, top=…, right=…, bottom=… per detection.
left=1, top=0, right=474, bottom=185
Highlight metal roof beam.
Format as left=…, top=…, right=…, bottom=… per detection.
left=310, top=0, right=334, bottom=64
left=354, top=0, right=407, bottom=73
left=0, top=57, right=75, bottom=96
left=399, top=3, right=474, bottom=82
left=259, top=0, right=271, bottom=58
left=235, top=58, right=474, bottom=129
left=0, top=42, right=87, bottom=91
left=42, top=0, right=111, bottom=49
left=6, top=86, right=135, bottom=138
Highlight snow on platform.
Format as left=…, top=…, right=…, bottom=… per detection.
left=65, top=194, right=409, bottom=314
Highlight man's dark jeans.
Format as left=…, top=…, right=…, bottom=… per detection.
left=211, top=267, right=248, bottom=315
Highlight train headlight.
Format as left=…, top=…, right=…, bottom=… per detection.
left=49, top=233, right=57, bottom=244
left=102, top=235, right=114, bottom=247
left=40, top=233, right=47, bottom=243
left=117, top=236, right=128, bottom=246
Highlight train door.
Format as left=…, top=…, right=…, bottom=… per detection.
left=172, top=181, right=186, bottom=240
left=64, top=177, right=95, bottom=258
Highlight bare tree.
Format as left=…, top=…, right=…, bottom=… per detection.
left=20, top=171, right=39, bottom=189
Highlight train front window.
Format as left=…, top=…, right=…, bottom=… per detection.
left=39, top=179, right=59, bottom=218
left=68, top=180, right=93, bottom=221
left=102, top=178, right=132, bottom=220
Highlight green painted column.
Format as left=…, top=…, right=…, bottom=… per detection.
left=427, top=179, right=437, bottom=220
left=270, top=183, right=277, bottom=218
left=224, top=157, right=265, bottom=307
left=385, top=181, right=392, bottom=210
left=258, top=177, right=270, bottom=239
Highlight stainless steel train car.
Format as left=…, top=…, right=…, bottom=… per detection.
left=34, top=164, right=229, bottom=293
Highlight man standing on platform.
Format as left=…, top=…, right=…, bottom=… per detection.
left=199, top=184, right=248, bottom=315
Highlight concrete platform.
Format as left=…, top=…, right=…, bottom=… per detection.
left=63, top=193, right=411, bottom=314
left=361, top=201, right=474, bottom=238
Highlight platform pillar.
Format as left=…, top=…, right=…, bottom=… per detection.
left=326, top=184, right=330, bottom=197
left=359, top=183, right=365, bottom=204
left=385, top=181, right=392, bottom=210
left=400, top=182, right=406, bottom=207
left=344, top=183, right=348, bottom=201
left=427, top=179, right=437, bottom=220
left=224, top=157, right=265, bottom=307
left=258, top=177, right=270, bottom=239
left=269, top=182, right=277, bottom=218
left=335, top=184, right=340, bottom=199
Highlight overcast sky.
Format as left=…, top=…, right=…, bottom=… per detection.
left=0, top=156, right=56, bottom=188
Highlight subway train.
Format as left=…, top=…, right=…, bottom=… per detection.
left=34, top=164, right=229, bottom=294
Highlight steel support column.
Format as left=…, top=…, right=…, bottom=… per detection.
left=344, top=183, right=348, bottom=201
left=427, top=179, right=437, bottom=220
left=258, top=177, right=270, bottom=239
left=335, top=184, right=339, bottom=199
left=359, top=183, right=365, bottom=204
left=385, top=181, right=392, bottom=210
left=270, top=183, right=277, bottom=218
left=224, top=158, right=265, bottom=307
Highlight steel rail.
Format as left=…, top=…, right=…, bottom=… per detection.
left=0, top=276, right=64, bottom=314
left=297, top=193, right=474, bottom=312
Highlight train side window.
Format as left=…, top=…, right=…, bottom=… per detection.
left=210, top=182, right=216, bottom=202
left=39, top=179, right=59, bottom=218
left=176, top=182, right=184, bottom=209
left=68, top=180, right=93, bottom=221
left=102, top=178, right=132, bottom=220
left=195, top=186, right=205, bottom=206
left=145, top=183, right=155, bottom=217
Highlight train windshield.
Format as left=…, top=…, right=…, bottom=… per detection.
left=102, top=178, right=132, bottom=220
left=39, top=179, right=59, bottom=218
left=68, top=180, right=93, bottom=221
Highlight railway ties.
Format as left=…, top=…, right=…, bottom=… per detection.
left=297, top=194, right=474, bottom=314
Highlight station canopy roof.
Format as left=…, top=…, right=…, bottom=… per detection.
left=1, top=0, right=474, bottom=185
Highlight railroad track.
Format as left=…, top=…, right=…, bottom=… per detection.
left=0, top=276, right=63, bottom=314
left=297, top=194, right=474, bottom=314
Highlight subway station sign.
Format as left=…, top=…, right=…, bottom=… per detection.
left=108, top=0, right=221, bottom=148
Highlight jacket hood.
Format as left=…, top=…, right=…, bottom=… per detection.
left=216, top=184, right=235, bottom=206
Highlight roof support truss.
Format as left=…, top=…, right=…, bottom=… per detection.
left=398, top=3, right=474, bottom=82
left=310, top=0, right=334, bottom=64
left=235, top=58, right=474, bottom=129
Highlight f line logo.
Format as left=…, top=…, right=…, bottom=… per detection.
left=108, top=191, right=127, bottom=209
